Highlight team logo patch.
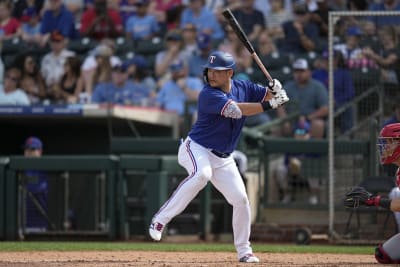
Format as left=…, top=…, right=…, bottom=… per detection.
left=209, top=56, right=216, bottom=64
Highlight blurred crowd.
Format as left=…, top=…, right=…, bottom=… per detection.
left=0, top=0, right=398, bottom=130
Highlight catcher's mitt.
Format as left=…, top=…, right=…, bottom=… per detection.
left=344, top=186, right=373, bottom=208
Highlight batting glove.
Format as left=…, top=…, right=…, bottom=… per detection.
left=268, top=89, right=289, bottom=109
left=268, top=79, right=282, bottom=95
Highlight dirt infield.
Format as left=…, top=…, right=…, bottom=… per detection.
left=0, top=251, right=376, bottom=267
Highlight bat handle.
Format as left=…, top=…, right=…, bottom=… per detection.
left=252, top=53, right=273, bottom=83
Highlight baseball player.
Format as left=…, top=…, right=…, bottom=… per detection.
left=345, top=123, right=400, bottom=264
left=149, top=51, right=289, bottom=263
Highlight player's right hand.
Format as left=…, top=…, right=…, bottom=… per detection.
left=268, top=89, right=289, bottom=109
left=268, top=79, right=282, bottom=95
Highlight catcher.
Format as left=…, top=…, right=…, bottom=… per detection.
left=344, top=123, right=400, bottom=264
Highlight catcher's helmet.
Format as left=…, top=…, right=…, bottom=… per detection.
left=378, top=123, right=400, bottom=164
left=203, top=51, right=235, bottom=70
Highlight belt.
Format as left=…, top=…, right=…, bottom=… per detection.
left=211, top=150, right=231, bottom=158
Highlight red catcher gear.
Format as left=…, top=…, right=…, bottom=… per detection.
left=375, top=244, right=400, bottom=264
left=378, top=123, right=400, bottom=164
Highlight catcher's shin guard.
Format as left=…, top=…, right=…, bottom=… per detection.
left=375, top=244, right=400, bottom=264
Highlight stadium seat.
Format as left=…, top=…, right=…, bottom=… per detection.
left=350, top=68, right=381, bottom=96
left=259, top=52, right=291, bottom=71
left=114, top=37, right=135, bottom=58
left=134, top=37, right=164, bottom=55
left=67, top=37, right=98, bottom=56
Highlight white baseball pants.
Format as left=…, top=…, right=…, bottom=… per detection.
left=153, top=137, right=253, bottom=259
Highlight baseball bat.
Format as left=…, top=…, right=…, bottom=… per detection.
left=222, top=8, right=273, bottom=83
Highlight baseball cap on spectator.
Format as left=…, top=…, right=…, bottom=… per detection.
left=123, top=55, right=148, bottom=69
left=24, top=136, right=43, bottom=150
left=50, top=30, right=65, bottom=42
left=169, top=59, right=184, bottom=72
left=292, top=58, right=309, bottom=70
left=92, top=44, right=113, bottom=57
left=294, top=121, right=310, bottom=136
left=21, top=7, right=38, bottom=22
left=166, top=31, right=183, bottom=41
left=346, top=26, right=362, bottom=36
left=196, top=33, right=211, bottom=50
left=112, top=63, right=128, bottom=72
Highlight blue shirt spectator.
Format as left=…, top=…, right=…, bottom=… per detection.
left=92, top=64, right=151, bottom=105
left=368, top=0, right=400, bottom=26
left=180, top=1, right=224, bottom=41
left=125, top=0, right=159, bottom=41
left=156, top=59, right=203, bottom=115
left=40, top=0, right=77, bottom=39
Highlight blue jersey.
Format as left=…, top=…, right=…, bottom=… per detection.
left=189, top=79, right=267, bottom=153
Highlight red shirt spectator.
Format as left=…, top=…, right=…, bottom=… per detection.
left=80, top=0, right=123, bottom=41
left=0, top=0, right=20, bottom=37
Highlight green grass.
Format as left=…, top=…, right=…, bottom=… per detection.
left=0, top=242, right=374, bottom=254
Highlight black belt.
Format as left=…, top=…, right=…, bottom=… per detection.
left=211, top=150, right=231, bottom=158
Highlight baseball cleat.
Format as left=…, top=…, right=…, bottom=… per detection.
left=149, top=221, right=164, bottom=241
left=239, top=254, right=260, bottom=263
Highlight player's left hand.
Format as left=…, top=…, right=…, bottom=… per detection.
left=344, top=186, right=380, bottom=208
left=268, top=79, right=282, bottom=95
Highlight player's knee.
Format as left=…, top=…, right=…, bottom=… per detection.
left=197, top=166, right=212, bottom=182
left=231, top=195, right=250, bottom=207
left=375, top=244, right=400, bottom=264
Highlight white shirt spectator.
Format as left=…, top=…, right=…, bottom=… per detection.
left=41, top=49, right=76, bottom=86
left=0, top=84, right=30, bottom=105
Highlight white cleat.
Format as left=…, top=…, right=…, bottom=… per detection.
left=239, top=254, right=260, bottom=263
left=149, top=221, right=164, bottom=241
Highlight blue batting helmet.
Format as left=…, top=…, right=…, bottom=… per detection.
left=203, top=51, right=235, bottom=70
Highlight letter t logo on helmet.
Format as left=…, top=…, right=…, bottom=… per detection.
left=209, top=56, right=216, bottom=63
left=203, top=51, right=236, bottom=70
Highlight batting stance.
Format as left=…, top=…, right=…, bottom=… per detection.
left=345, top=123, right=400, bottom=264
left=149, top=51, right=289, bottom=263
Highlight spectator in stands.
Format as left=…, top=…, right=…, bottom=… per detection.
left=22, top=136, right=49, bottom=231
left=40, top=31, right=75, bottom=100
left=265, top=0, right=292, bottom=42
left=13, top=0, right=44, bottom=21
left=213, top=0, right=242, bottom=24
left=80, top=39, right=121, bottom=96
left=0, top=67, right=30, bottom=105
left=273, top=120, right=321, bottom=204
left=86, top=44, right=113, bottom=96
left=334, top=25, right=376, bottom=69
left=20, top=7, right=42, bottom=46
left=312, top=50, right=355, bottom=134
left=125, top=0, right=159, bottom=41
left=383, top=100, right=400, bottom=127
left=13, top=52, right=46, bottom=105
left=148, top=0, right=183, bottom=31
left=231, top=0, right=265, bottom=42
left=188, top=32, right=213, bottom=80
left=181, top=23, right=198, bottom=60
left=278, top=2, right=319, bottom=56
left=156, top=59, right=202, bottom=130
left=368, top=0, right=400, bottom=28
left=218, top=24, right=252, bottom=79
left=310, top=0, right=330, bottom=38
left=40, top=0, right=77, bottom=45
left=363, top=25, right=400, bottom=85
left=179, top=0, right=224, bottom=42
left=91, top=63, right=150, bottom=105
left=63, top=0, right=84, bottom=22
left=278, top=58, right=328, bottom=138
left=52, top=56, right=84, bottom=103
left=80, top=0, right=123, bottom=41
left=359, top=20, right=380, bottom=53
left=0, top=0, right=21, bottom=40
left=154, top=29, right=186, bottom=84
left=119, top=0, right=137, bottom=26
left=123, top=55, right=157, bottom=105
